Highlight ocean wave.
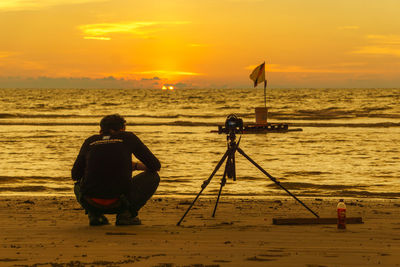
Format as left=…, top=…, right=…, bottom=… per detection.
left=266, top=182, right=367, bottom=190
left=0, top=176, right=24, bottom=183
left=163, top=178, right=193, bottom=183
left=1, top=121, right=400, bottom=128
left=236, top=176, right=265, bottom=181
left=282, top=171, right=331, bottom=176
left=0, top=186, right=71, bottom=192
left=0, top=121, right=219, bottom=127
left=0, top=176, right=69, bottom=183
left=335, top=190, right=400, bottom=198
left=269, top=107, right=400, bottom=120
left=2, top=111, right=400, bottom=121
left=0, top=113, right=223, bottom=119
left=289, top=122, right=400, bottom=128
left=266, top=182, right=400, bottom=198
left=0, top=113, right=98, bottom=119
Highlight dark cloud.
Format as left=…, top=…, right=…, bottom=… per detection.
left=163, top=82, right=191, bottom=88
left=141, top=77, right=160, bottom=81
left=0, top=76, right=164, bottom=89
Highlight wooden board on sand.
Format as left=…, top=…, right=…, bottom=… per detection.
left=273, top=217, right=363, bottom=225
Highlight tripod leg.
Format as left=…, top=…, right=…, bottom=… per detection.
left=237, top=147, right=319, bottom=218
left=213, top=144, right=237, bottom=217
left=226, top=152, right=236, bottom=181
left=232, top=152, right=236, bottom=181
left=177, top=149, right=230, bottom=226
left=212, top=169, right=227, bottom=217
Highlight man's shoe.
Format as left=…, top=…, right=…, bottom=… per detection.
left=116, top=211, right=141, bottom=226
left=88, top=214, right=109, bottom=226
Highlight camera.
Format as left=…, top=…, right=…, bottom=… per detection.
left=218, top=114, right=243, bottom=134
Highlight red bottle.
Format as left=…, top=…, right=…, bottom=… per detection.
left=337, top=199, right=346, bottom=229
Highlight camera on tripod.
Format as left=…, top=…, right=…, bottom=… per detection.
left=218, top=114, right=244, bottom=134
left=177, top=113, right=319, bottom=226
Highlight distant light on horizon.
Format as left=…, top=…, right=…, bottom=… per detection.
left=162, top=85, right=175, bottom=90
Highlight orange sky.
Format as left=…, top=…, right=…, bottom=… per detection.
left=1, top=0, right=400, bottom=88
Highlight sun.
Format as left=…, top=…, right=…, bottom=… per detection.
left=162, top=85, right=175, bottom=90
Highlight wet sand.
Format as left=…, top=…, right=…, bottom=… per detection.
left=0, top=196, right=399, bottom=266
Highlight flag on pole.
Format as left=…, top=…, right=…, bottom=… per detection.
left=249, top=62, right=266, bottom=89
left=250, top=61, right=268, bottom=108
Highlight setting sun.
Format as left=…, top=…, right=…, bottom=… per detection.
left=162, top=85, right=175, bottom=90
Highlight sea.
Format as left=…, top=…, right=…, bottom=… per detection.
left=0, top=88, right=399, bottom=199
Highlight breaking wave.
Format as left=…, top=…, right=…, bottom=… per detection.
left=1, top=120, right=400, bottom=128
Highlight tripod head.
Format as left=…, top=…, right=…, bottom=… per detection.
left=218, top=114, right=243, bottom=137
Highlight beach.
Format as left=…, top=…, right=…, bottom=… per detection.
left=1, top=195, right=399, bottom=266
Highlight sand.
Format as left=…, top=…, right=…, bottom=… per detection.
left=0, top=195, right=399, bottom=266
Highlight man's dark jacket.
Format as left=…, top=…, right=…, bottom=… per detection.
left=71, top=131, right=161, bottom=198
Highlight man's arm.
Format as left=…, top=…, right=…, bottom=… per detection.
left=71, top=140, right=88, bottom=181
left=128, top=133, right=161, bottom=172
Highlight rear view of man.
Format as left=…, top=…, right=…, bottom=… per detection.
left=72, top=114, right=161, bottom=226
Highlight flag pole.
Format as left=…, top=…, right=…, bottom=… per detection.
left=264, top=61, right=267, bottom=109
left=264, top=80, right=267, bottom=108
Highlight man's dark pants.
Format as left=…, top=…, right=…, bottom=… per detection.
left=74, top=171, right=160, bottom=216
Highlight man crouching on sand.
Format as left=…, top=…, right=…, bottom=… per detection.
left=71, top=114, right=161, bottom=226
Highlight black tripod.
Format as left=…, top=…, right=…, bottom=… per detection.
left=177, top=130, right=319, bottom=226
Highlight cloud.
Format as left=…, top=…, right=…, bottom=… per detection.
left=0, top=0, right=108, bottom=11
left=267, top=65, right=342, bottom=73
left=353, top=34, right=400, bottom=57
left=0, top=75, right=199, bottom=89
left=83, top=36, right=111, bottom=40
left=0, top=76, right=166, bottom=89
left=366, top=34, right=400, bottom=45
left=0, top=51, right=16, bottom=58
left=338, top=26, right=359, bottom=30
left=140, top=77, right=160, bottom=81
left=353, top=46, right=400, bottom=57
left=245, top=63, right=275, bottom=70
left=134, top=70, right=202, bottom=76
left=162, top=82, right=190, bottom=88
left=246, top=63, right=371, bottom=74
left=79, top=21, right=190, bottom=40
left=225, top=0, right=265, bottom=2
left=0, top=52, right=45, bottom=73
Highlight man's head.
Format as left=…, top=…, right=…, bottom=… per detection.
left=100, top=114, right=126, bottom=134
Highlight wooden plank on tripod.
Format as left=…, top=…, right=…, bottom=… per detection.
left=272, top=217, right=363, bottom=225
